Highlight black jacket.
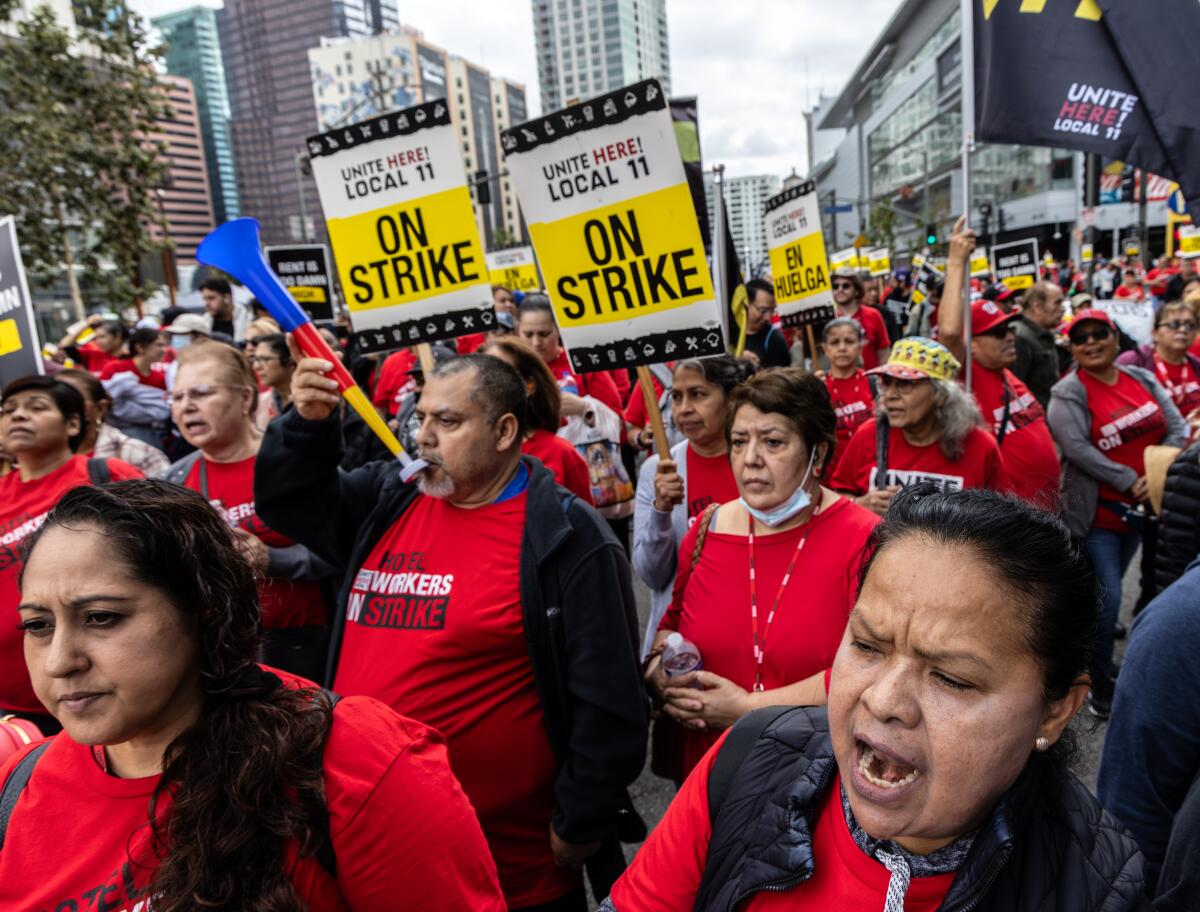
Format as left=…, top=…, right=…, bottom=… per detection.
left=695, top=707, right=1146, bottom=912
left=254, top=408, right=649, bottom=844
left=1156, top=443, right=1200, bottom=593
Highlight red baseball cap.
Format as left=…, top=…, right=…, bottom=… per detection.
left=972, top=298, right=1022, bottom=335
left=1068, top=308, right=1117, bottom=341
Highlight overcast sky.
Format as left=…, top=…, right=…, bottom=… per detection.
left=130, top=0, right=904, bottom=180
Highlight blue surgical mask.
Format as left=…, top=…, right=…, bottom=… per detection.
left=171, top=334, right=192, bottom=349
left=740, top=448, right=819, bottom=528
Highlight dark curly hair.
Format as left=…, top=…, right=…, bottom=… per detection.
left=21, top=479, right=333, bottom=911
left=725, top=367, right=838, bottom=473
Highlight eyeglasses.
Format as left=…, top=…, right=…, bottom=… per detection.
left=1160, top=320, right=1197, bottom=332
left=168, top=383, right=229, bottom=405
left=751, top=304, right=776, bottom=316
left=1070, top=327, right=1113, bottom=345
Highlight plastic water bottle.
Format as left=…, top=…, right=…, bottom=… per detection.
left=662, top=632, right=703, bottom=677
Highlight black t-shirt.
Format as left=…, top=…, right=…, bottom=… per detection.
left=211, top=317, right=235, bottom=338
left=744, top=324, right=790, bottom=368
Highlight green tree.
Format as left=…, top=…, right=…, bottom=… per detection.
left=0, top=1, right=169, bottom=317
left=866, top=204, right=897, bottom=250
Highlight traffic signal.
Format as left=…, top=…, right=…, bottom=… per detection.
left=925, top=223, right=938, bottom=246
left=475, top=169, right=491, bottom=206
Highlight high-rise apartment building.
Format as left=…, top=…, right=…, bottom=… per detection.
left=153, top=5, right=240, bottom=225
left=150, top=75, right=217, bottom=264
left=220, top=0, right=399, bottom=245
left=308, top=27, right=528, bottom=248
left=704, top=173, right=781, bottom=279
left=532, top=0, right=670, bottom=112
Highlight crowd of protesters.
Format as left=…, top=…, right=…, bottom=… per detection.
left=1, top=230, right=1200, bottom=910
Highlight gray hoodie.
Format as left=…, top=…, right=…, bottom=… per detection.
left=1047, top=364, right=1186, bottom=539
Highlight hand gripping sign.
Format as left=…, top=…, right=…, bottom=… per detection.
left=501, top=79, right=722, bottom=373
left=764, top=181, right=835, bottom=327
left=306, top=99, right=494, bottom=354
left=486, top=246, right=541, bottom=292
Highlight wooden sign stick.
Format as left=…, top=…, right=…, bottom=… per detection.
left=635, top=364, right=671, bottom=461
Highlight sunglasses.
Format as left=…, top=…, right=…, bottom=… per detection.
left=1070, top=327, right=1113, bottom=346
left=831, top=282, right=855, bottom=291
left=1159, top=320, right=1197, bottom=332
left=979, top=324, right=1016, bottom=339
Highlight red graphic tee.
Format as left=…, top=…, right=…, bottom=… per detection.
left=97, top=359, right=168, bottom=389
left=831, top=420, right=1011, bottom=497
left=334, top=492, right=575, bottom=908
left=522, top=429, right=594, bottom=503
left=610, top=752, right=955, bottom=912
left=0, top=670, right=507, bottom=911
left=848, top=307, right=890, bottom=370
left=1154, top=356, right=1200, bottom=419
left=1079, top=370, right=1168, bottom=532
left=684, top=446, right=738, bottom=521
left=182, top=456, right=327, bottom=629
left=0, top=456, right=142, bottom=712
left=371, top=349, right=417, bottom=416
left=825, top=371, right=875, bottom=475
left=73, top=343, right=119, bottom=375
left=660, top=498, right=878, bottom=776
left=969, top=365, right=1061, bottom=509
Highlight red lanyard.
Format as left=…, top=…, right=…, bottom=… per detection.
left=1154, top=353, right=1191, bottom=399
left=747, top=491, right=821, bottom=692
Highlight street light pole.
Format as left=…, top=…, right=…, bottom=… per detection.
left=294, top=149, right=311, bottom=242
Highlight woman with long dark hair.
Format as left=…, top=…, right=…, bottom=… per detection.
left=0, top=480, right=505, bottom=910
left=606, top=487, right=1146, bottom=912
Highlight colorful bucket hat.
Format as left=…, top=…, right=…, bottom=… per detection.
left=868, top=336, right=961, bottom=382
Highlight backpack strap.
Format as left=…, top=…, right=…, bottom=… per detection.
left=0, top=740, right=51, bottom=852
left=707, top=705, right=796, bottom=825
left=87, top=457, right=111, bottom=486
left=312, top=688, right=342, bottom=879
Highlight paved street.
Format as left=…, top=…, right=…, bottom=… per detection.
left=588, top=551, right=1142, bottom=906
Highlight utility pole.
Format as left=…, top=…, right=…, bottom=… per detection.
left=293, top=149, right=311, bottom=242
left=1137, top=168, right=1149, bottom=266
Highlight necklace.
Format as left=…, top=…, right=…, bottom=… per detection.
left=747, top=489, right=822, bottom=692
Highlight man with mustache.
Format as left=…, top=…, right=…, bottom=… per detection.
left=256, top=348, right=648, bottom=912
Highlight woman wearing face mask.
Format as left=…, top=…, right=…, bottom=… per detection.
left=0, top=480, right=506, bottom=911
left=478, top=336, right=594, bottom=503
left=56, top=370, right=169, bottom=476
left=604, top=487, right=1146, bottom=912
left=252, top=333, right=296, bottom=428
left=1048, top=309, right=1186, bottom=720
left=831, top=337, right=1011, bottom=517
left=0, top=376, right=142, bottom=729
left=820, top=318, right=876, bottom=476
left=1116, top=301, right=1200, bottom=419
left=643, top=369, right=879, bottom=779
left=630, top=355, right=754, bottom=659
left=161, top=344, right=336, bottom=681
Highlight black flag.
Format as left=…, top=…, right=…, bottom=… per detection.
left=973, top=0, right=1200, bottom=218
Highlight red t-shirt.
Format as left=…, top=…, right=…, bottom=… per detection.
left=1079, top=370, right=1169, bottom=532
left=846, top=307, right=890, bottom=370
left=825, top=371, right=875, bottom=475
left=969, top=366, right=1061, bottom=509
left=333, top=492, right=574, bottom=907
left=546, top=350, right=622, bottom=415
left=684, top=446, right=738, bottom=520
left=610, top=746, right=956, bottom=912
left=73, top=343, right=119, bottom=375
left=660, top=498, right=878, bottom=776
left=0, top=672, right=506, bottom=911
left=456, top=332, right=486, bottom=354
left=1114, top=284, right=1146, bottom=301
left=182, top=456, right=328, bottom=629
left=1153, top=356, right=1200, bottom=418
left=831, top=420, right=1011, bottom=496
left=371, top=349, right=417, bottom=416
left=0, top=456, right=142, bottom=712
left=522, top=429, right=594, bottom=504
left=624, top=373, right=667, bottom=428
left=97, top=358, right=167, bottom=389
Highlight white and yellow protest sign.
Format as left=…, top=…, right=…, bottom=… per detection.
left=868, top=248, right=891, bottom=278
left=1081, top=243, right=1094, bottom=264
left=306, top=99, right=494, bottom=352
left=763, top=181, right=833, bottom=326
left=911, top=256, right=945, bottom=306
left=1043, top=251, right=1055, bottom=267
left=486, top=246, right=541, bottom=291
left=969, top=247, right=991, bottom=277
left=1123, top=237, right=1142, bottom=258
left=829, top=247, right=861, bottom=272
left=1179, top=226, right=1200, bottom=259
left=501, top=79, right=721, bottom=371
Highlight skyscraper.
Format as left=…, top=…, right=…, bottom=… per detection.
left=704, top=173, right=781, bottom=279
left=153, top=5, right=240, bottom=225
left=532, top=0, right=670, bottom=112
left=150, top=75, right=217, bottom=264
left=220, top=0, right=399, bottom=245
left=307, top=27, right=528, bottom=249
